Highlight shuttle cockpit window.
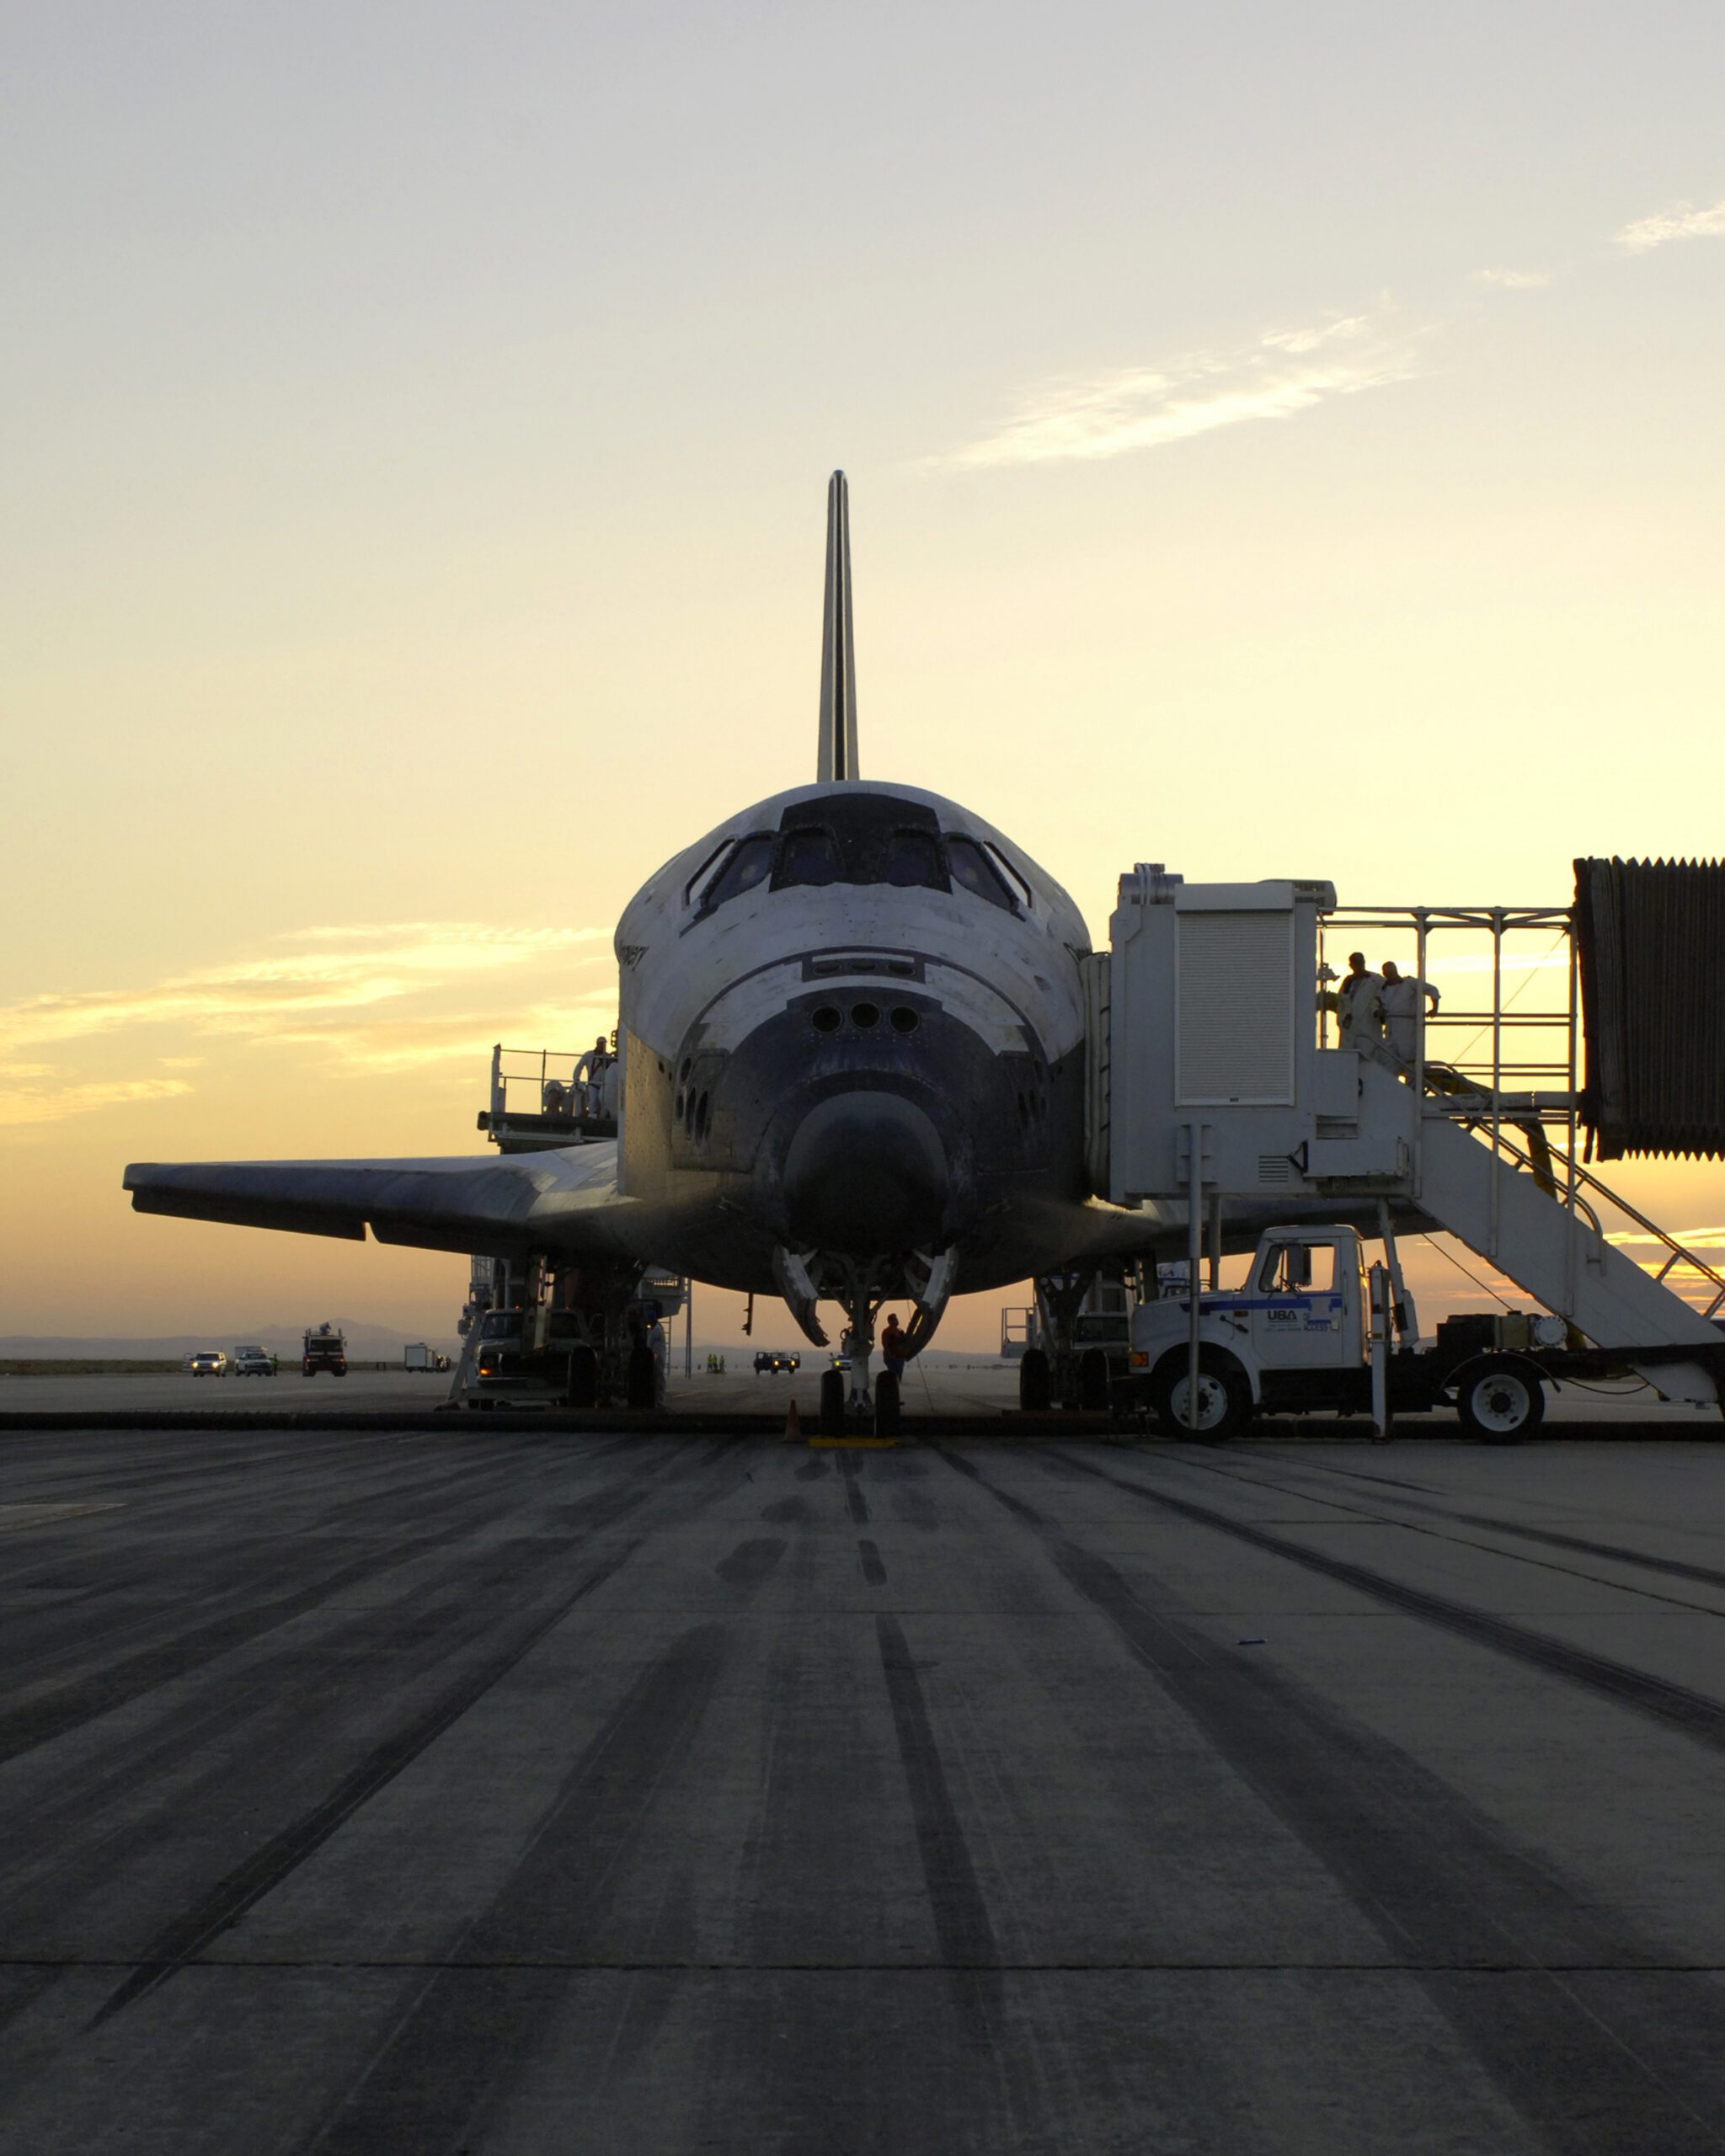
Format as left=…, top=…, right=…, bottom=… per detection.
left=772, top=792, right=952, bottom=894
left=946, top=835, right=1016, bottom=910
left=985, top=841, right=1033, bottom=910
left=882, top=828, right=944, bottom=889
left=702, top=835, right=775, bottom=910
left=776, top=828, right=841, bottom=888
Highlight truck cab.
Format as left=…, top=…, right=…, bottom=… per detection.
left=1120, top=1226, right=1372, bottom=1435
left=302, top=1325, right=347, bottom=1377
left=1118, top=1220, right=1573, bottom=1444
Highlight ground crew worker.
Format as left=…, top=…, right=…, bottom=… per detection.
left=646, top=1309, right=668, bottom=1405
left=1336, top=953, right=1385, bottom=1049
left=573, top=1035, right=611, bottom=1115
left=880, top=1312, right=908, bottom=1391
left=841, top=1325, right=868, bottom=1407
left=1380, top=960, right=1439, bottom=1067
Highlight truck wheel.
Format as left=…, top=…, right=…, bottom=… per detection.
left=819, top=1369, right=846, bottom=1435
left=566, top=1346, right=598, bottom=1410
left=1018, top=1348, right=1051, bottom=1412
left=1078, top=1347, right=1110, bottom=1411
left=1153, top=1355, right=1251, bottom=1441
left=874, top=1369, right=901, bottom=1437
left=1457, top=1358, right=1545, bottom=1444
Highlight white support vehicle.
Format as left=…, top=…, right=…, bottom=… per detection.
left=1115, top=1221, right=1695, bottom=1444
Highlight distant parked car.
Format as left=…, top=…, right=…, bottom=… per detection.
left=231, top=1346, right=275, bottom=1377
left=753, top=1349, right=800, bottom=1374
left=186, top=1349, right=227, bottom=1377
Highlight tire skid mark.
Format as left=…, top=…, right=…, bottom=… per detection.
left=937, top=1445, right=1725, bottom=2154
left=889, top=1486, right=940, bottom=1531
left=0, top=1436, right=588, bottom=1612
left=0, top=1532, right=632, bottom=1922
left=858, top=1538, right=887, bottom=1586
left=1455, top=1515, right=1725, bottom=1593
left=839, top=1453, right=870, bottom=1524
left=875, top=1616, right=997, bottom=1973
left=49, top=1439, right=730, bottom=2035
left=1053, top=1449, right=1725, bottom=1750
left=714, top=1537, right=786, bottom=1593
left=0, top=1432, right=429, bottom=1513
left=0, top=1449, right=650, bottom=1767
left=1154, top=1448, right=1725, bottom=1622
left=874, top=1614, right=1039, bottom=2151
left=3, top=1451, right=727, bottom=1924
left=1247, top=1454, right=1725, bottom=1596
left=86, top=1534, right=656, bottom=2027
left=304, top=1625, right=729, bottom=2154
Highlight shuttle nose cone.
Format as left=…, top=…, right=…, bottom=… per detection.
left=782, top=1092, right=948, bottom=1256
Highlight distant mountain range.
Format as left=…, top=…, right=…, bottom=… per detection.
left=0, top=1322, right=457, bottom=1359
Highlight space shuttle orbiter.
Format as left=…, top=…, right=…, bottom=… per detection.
left=126, top=473, right=1169, bottom=1363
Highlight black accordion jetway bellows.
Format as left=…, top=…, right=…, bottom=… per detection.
left=1574, top=857, right=1725, bottom=1160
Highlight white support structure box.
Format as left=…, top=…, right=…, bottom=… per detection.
left=1090, top=863, right=1724, bottom=1398
left=1097, top=865, right=1362, bottom=1204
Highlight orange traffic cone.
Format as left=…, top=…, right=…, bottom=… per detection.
left=785, top=1398, right=802, bottom=1443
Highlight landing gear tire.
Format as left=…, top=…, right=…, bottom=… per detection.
left=1078, top=1348, right=1109, bottom=1412
left=566, top=1345, right=598, bottom=1410
left=1153, top=1356, right=1251, bottom=1442
left=1457, top=1359, right=1545, bottom=1444
left=819, top=1369, right=846, bottom=1436
left=1019, top=1348, right=1052, bottom=1412
left=873, top=1369, right=901, bottom=1437
left=625, top=1344, right=657, bottom=1410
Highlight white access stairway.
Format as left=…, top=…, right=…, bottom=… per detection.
left=1365, top=1059, right=1724, bottom=1400
left=1094, top=867, right=1725, bottom=1407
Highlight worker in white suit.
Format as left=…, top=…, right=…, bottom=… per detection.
left=1381, top=960, right=1439, bottom=1066
left=1336, top=953, right=1386, bottom=1049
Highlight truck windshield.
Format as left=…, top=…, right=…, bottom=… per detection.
left=1259, top=1243, right=1338, bottom=1294
left=480, top=1311, right=526, bottom=1342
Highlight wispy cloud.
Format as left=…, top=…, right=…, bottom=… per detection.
left=1472, top=267, right=1552, bottom=290
left=1615, top=196, right=1725, bottom=253
left=1606, top=1225, right=1725, bottom=1253
left=0, top=1078, right=194, bottom=1129
left=0, top=923, right=614, bottom=1127
left=0, top=923, right=610, bottom=1052
left=943, top=307, right=1423, bottom=470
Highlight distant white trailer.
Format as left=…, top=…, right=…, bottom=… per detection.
left=403, top=1342, right=450, bottom=1374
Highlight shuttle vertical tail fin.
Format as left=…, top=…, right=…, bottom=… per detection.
left=817, top=470, right=859, bottom=783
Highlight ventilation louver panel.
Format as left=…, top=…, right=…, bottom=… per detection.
left=1176, top=911, right=1295, bottom=1106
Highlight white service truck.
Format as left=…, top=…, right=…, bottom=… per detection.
left=1113, top=1223, right=1713, bottom=1444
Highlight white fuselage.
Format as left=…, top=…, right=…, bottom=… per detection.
left=606, top=780, right=1140, bottom=1299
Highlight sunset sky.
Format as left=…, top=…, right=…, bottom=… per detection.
left=4, top=3, right=1722, bottom=1345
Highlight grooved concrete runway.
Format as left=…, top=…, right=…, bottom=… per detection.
left=3, top=1426, right=1725, bottom=2152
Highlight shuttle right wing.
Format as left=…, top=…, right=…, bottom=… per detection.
left=124, top=1142, right=655, bottom=1264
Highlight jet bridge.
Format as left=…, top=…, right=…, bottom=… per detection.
left=1088, top=866, right=1725, bottom=1406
